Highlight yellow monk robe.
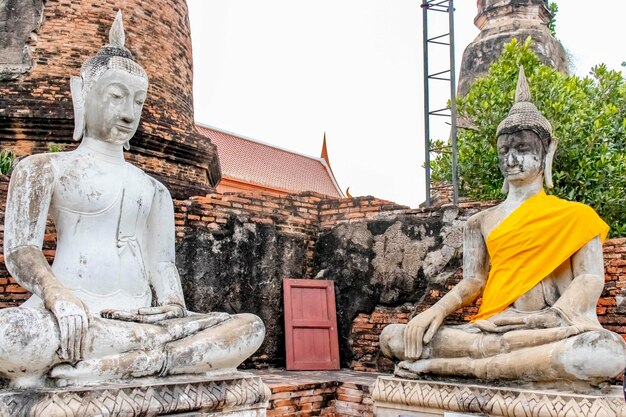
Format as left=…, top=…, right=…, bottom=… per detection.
left=472, top=190, right=609, bottom=322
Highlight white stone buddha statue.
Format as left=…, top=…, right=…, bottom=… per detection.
left=1, top=12, right=264, bottom=388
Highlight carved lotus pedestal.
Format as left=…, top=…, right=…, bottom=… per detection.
left=372, top=376, right=625, bottom=417
left=0, top=373, right=270, bottom=417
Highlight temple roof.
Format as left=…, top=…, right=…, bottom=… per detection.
left=196, top=124, right=344, bottom=198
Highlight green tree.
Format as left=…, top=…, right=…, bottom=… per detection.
left=432, top=37, right=626, bottom=236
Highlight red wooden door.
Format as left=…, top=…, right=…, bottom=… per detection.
left=283, top=278, right=340, bottom=370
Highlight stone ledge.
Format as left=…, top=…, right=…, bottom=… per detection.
left=372, top=376, right=625, bottom=417
left=0, top=373, right=270, bottom=417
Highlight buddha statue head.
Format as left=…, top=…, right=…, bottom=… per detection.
left=496, top=66, right=557, bottom=192
left=70, top=11, right=149, bottom=150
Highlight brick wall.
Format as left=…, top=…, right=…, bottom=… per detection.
left=601, top=238, right=626, bottom=337
left=267, top=382, right=337, bottom=417
left=334, top=383, right=374, bottom=417
left=318, top=197, right=409, bottom=230
left=170, top=190, right=412, bottom=366
left=266, top=381, right=373, bottom=417
left=171, top=191, right=409, bottom=277
left=173, top=191, right=323, bottom=278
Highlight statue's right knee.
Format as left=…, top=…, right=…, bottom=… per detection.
left=0, top=308, right=59, bottom=374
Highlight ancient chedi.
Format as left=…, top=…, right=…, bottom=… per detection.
left=458, top=0, right=568, bottom=96
left=380, top=67, right=626, bottom=386
left=0, top=11, right=264, bottom=390
left=0, top=0, right=219, bottom=198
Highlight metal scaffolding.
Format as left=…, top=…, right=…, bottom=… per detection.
left=421, top=0, right=458, bottom=207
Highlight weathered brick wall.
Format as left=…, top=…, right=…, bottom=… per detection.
left=601, top=238, right=626, bottom=337
left=172, top=191, right=407, bottom=280
left=171, top=190, right=408, bottom=367
left=318, top=197, right=409, bottom=230
left=315, top=201, right=488, bottom=369
left=0, top=0, right=219, bottom=198
left=173, top=191, right=322, bottom=367
left=173, top=191, right=322, bottom=278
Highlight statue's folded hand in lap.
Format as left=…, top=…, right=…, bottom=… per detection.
left=1, top=12, right=264, bottom=388
left=380, top=67, right=626, bottom=385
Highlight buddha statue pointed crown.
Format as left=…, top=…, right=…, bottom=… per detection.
left=80, top=10, right=148, bottom=94
left=496, top=66, right=552, bottom=150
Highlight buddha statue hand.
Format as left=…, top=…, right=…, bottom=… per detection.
left=473, top=307, right=565, bottom=333
left=101, top=304, right=186, bottom=324
left=42, top=285, right=91, bottom=363
left=404, top=305, right=447, bottom=360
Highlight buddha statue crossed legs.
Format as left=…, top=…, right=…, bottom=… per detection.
left=1, top=12, right=264, bottom=388
left=380, top=67, right=626, bottom=386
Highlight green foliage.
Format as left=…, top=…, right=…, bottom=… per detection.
left=0, top=150, right=16, bottom=175
left=430, top=138, right=452, bottom=184
left=547, top=1, right=558, bottom=37
left=48, top=143, right=64, bottom=153
left=432, top=37, right=626, bottom=237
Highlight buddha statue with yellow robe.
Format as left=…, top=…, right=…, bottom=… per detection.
left=380, top=67, right=626, bottom=386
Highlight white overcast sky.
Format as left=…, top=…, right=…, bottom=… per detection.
left=187, top=1, right=626, bottom=208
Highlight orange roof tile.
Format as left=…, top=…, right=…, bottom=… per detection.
left=196, top=124, right=344, bottom=198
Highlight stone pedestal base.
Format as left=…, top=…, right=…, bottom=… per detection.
left=372, top=376, right=625, bottom=417
left=0, top=373, right=270, bottom=417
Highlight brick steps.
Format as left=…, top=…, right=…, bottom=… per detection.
left=254, top=369, right=378, bottom=417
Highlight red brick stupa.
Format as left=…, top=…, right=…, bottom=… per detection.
left=0, top=0, right=220, bottom=198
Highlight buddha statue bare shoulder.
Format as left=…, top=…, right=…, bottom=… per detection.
left=380, top=66, right=626, bottom=387
left=1, top=11, right=264, bottom=388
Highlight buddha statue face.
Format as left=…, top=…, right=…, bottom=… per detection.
left=497, top=130, right=544, bottom=186
left=496, top=67, right=559, bottom=192
left=83, top=68, right=148, bottom=146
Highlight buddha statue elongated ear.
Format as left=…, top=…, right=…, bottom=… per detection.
left=544, top=137, right=558, bottom=189
left=70, top=76, right=85, bottom=141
